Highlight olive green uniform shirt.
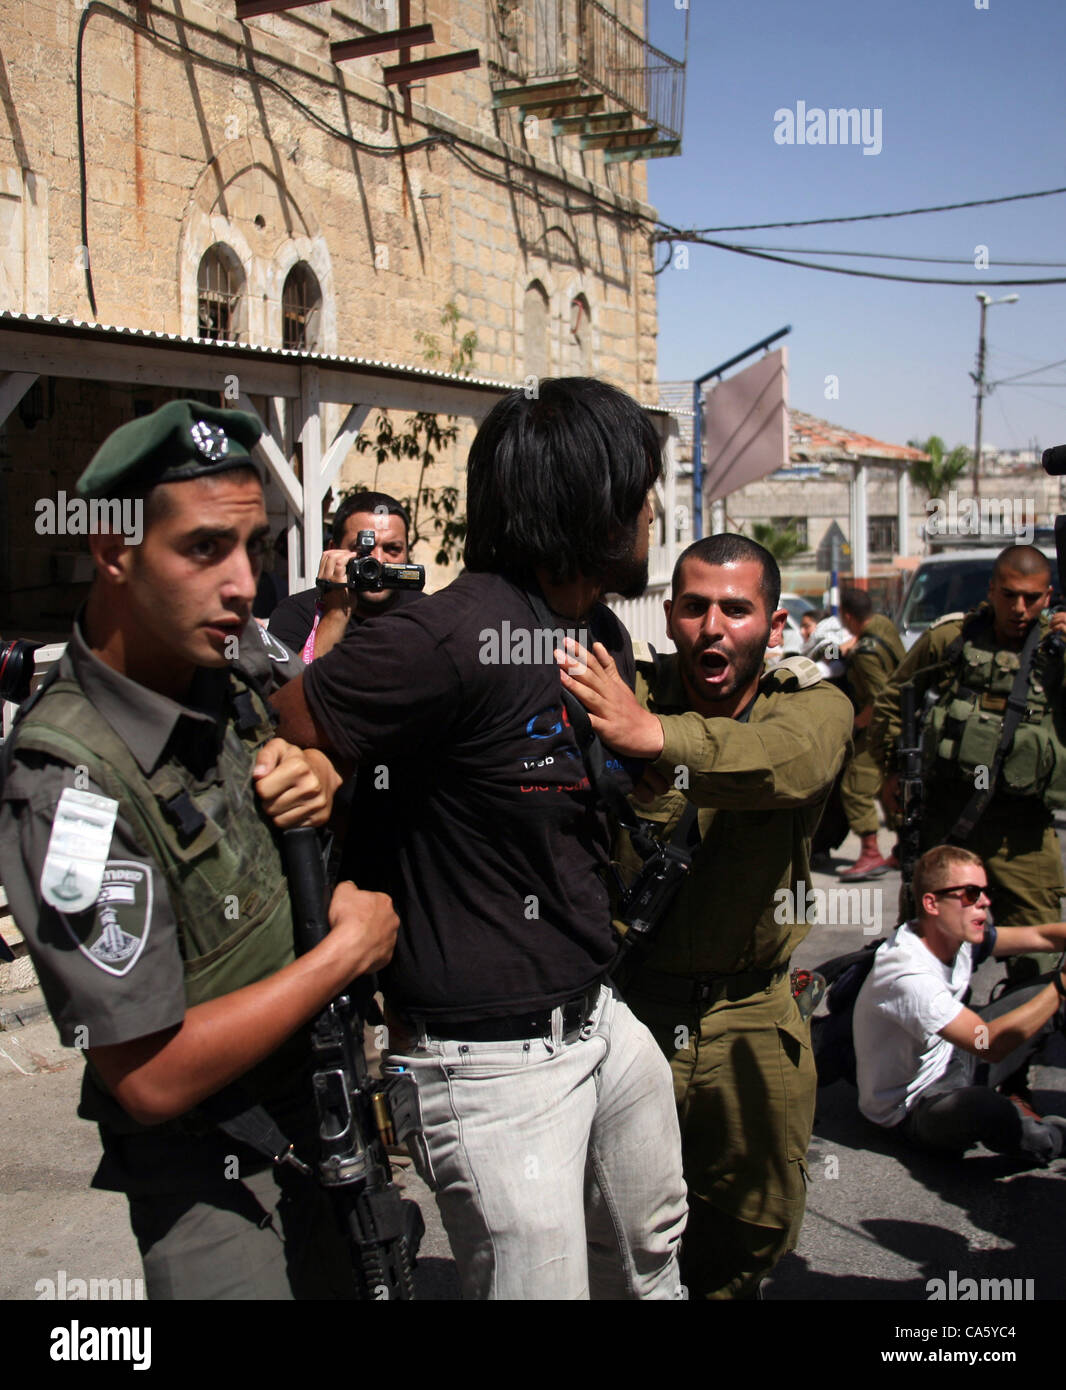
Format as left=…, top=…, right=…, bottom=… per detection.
left=847, top=613, right=905, bottom=712
left=619, top=654, right=855, bottom=975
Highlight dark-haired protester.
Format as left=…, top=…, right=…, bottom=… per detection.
left=836, top=589, right=904, bottom=881
left=558, top=535, right=853, bottom=1299
left=268, top=491, right=419, bottom=661
left=271, top=378, right=687, bottom=1300
left=854, top=845, right=1066, bottom=1163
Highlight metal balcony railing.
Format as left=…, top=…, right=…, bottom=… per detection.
left=491, top=0, right=685, bottom=145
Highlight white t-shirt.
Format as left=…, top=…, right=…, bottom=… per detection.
left=853, top=922, right=972, bottom=1127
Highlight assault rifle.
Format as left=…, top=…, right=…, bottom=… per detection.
left=283, top=827, right=424, bottom=1299
left=896, top=682, right=924, bottom=920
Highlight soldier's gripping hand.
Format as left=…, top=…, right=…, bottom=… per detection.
left=555, top=637, right=665, bottom=759
left=327, top=880, right=399, bottom=978
left=253, top=738, right=342, bottom=828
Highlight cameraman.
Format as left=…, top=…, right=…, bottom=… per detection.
left=269, top=492, right=419, bottom=662
left=271, top=378, right=687, bottom=1300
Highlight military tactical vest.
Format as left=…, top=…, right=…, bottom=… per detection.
left=13, top=671, right=296, bottom=1007
left=924, top=612, right=1066, bottom=807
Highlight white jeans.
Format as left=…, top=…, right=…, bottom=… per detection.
left=385, top=983, right=688, bottom=1300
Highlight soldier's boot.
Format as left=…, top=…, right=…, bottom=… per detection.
left=839, top=833, right=890, bottom=881
left=679, top=1198, right=793, bottom=1300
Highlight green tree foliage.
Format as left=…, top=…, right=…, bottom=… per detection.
left=341, top=302, right=476, bottom=567
left=751, top=521, right=804, bottom=564
left=907, top=435, right=972, bottom=499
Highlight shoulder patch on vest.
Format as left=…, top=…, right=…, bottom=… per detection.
left=59, top=859, right=154, bottom=976
left=764, top=655, right=823, bottom=689
left=255, top=623, right=294, bottom=663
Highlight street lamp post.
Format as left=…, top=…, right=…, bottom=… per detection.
left=971, top=293, right=1019, bottom=498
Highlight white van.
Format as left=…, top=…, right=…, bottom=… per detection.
left=895, top=545, right=1060, bottom=651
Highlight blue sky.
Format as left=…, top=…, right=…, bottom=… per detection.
left=646, top=0, right=1066, bottom=454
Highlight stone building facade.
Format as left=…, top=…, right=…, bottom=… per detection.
left=0, top=0, right=680, bottom=629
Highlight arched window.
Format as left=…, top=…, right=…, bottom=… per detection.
left=523, top=281, right=550, bottom=381
left=197, top=244, right=245, bottom=342
left=282, top=262, right=322, bottom=351
left=569, top=294, right=591, bottom=373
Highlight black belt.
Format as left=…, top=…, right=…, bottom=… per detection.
left=416, top=982, right=604, bottom=1042
left=627, top=962, right=789, bottom=1008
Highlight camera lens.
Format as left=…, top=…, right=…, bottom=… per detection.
left=0, top=640, right=41, bottom=705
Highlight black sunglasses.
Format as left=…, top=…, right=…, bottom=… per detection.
left=932, top=883, right=989, bottom=905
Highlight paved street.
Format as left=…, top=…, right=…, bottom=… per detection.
left=2, top=824, right=1064, bottom=1303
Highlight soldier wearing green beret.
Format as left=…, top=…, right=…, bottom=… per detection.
left=871, top=543, right=1066, bottom=1013
left=558, top=534, right=854, bottom=1299
left=0, top=399, right=398, bottom=1299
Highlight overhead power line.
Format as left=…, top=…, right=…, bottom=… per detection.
left=653, top=233, right=1066, bottom=286
left=737, top=244, right=1066, bottom=269
left=990, top=358, right=1066, bottom=384
left=663, top=184, right=1066, bottom=234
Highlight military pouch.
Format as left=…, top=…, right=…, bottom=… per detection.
left=1000, top=722, right=1057, bottom=799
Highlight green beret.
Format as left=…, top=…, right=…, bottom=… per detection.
left=76, top=399, right=264, bottom=499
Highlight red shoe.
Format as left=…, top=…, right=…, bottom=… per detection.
left=839, top=833, right=890, bottom=881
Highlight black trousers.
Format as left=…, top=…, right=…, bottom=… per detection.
left=895, top=978, right=1066, bottom=1163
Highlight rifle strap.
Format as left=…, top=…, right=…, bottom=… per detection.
left=194, top=1088, right=312, bottom=1175
left=947, top=618, right=1043, bottom=844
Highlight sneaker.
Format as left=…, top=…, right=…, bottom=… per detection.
left=1039, top=1115, right=1066, bottom=1160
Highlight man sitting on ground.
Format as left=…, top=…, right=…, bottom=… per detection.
left=854, top=845, right=1066, bottom=1164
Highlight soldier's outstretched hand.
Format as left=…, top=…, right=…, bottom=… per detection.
left=556, top=637, right=665, bottom=760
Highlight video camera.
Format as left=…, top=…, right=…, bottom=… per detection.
left=317, top=529, right=425, bottom=597
left=345, top=527, right=425, bottom=594
left=0, top=639, right=41, bottom=705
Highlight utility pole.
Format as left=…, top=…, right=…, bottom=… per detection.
left=971, top=293, right=1018, bottom=499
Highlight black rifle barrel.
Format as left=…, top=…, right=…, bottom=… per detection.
left=282, top=826, right=422, bottom=1300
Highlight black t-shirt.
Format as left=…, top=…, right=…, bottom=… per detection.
left=302, top=570, right=635, bottom=1021
left=268, top=587, right=319, bottom=650
left=268, top=585, right=422, bottom=653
